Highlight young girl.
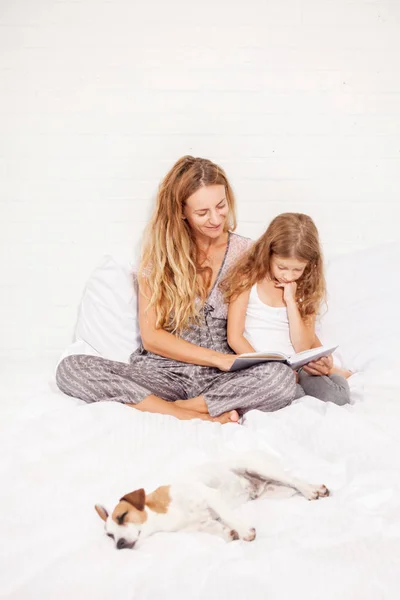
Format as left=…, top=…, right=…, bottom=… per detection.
left=222, top=213, right=351, bottom=406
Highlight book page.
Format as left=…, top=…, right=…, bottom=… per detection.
left=289, top=345, right=338, bottom=370
left=229, top=345, right=338, bottom=373
left=238, top=351, right=287, bottom=360
left=229, top=355, right=288, bottom=372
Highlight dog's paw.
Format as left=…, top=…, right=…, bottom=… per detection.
left=242, top=527, right=256, bottom=542
left=230, top=523, right=257, bottom=542
left=302, top=484, right=330, bottom=500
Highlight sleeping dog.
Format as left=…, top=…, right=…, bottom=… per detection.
left=95, top=450, right=329, bottom=549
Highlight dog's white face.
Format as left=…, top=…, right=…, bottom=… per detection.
left=95, top=489, right=147, bottom=550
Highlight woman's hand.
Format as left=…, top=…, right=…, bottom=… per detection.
left=275, top=281, right=297, bottom=305
left=302, top=355, right=333, bottom=376
left=214, top=353, right=238, bottom=372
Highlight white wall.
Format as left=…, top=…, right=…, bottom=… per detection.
left=1, top=0, right=400, bottom=359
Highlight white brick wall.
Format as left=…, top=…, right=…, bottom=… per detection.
left=1, top=0, right=400, bottom=359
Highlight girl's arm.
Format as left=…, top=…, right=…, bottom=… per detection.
left=312, top=334, right=325, bottom=349
left=279, top=282, right=316, bottom=353
left=227, top=289, right=256, bottom=355
left=302, top=334, right=333, bottom=375
left=139, top=279, right=236, bottom=372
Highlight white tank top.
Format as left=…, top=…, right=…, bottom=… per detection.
left=244, top=284, right=295, bottom=355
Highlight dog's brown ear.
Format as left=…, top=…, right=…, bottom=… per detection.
left=95, top=504, right=109, bottom=522
left=120, top=488, right=146, bottom=511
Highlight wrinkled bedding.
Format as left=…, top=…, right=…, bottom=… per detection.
left=1, top=358, right=399, bottom=600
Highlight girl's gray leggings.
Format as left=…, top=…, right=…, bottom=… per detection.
left=295, top=371, right=350, bottom=406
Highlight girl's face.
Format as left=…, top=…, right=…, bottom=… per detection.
left=270, top=254, right=308, bottom=283
left=183, top=185, right=229, bottom=240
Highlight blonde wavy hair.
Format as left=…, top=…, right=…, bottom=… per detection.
left=221, top=213, right=326, bottom=319
left=138, top=156, right=237, bottom=333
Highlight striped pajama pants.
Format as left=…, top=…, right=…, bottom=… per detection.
left=56, top=352, right=297, bottom=416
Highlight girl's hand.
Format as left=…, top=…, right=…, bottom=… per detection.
left=275, top=281, right=297, bottom=305
left=302, top=355, right=333, bottom=376
left=214, top=353, right=238, bottom=372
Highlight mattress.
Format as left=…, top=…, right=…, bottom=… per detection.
left=1, top=358, right=399, bottom=600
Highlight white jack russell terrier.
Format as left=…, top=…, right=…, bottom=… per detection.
left=95, top=450, right=329, bottom=549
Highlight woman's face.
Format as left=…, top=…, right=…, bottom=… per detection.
left=183, top=185, right=229, bottom=240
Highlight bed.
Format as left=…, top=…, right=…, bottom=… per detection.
left=1, top=242, right=400, bottom=600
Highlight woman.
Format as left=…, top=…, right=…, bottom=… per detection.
left=56, top=156, right=297, bottom=422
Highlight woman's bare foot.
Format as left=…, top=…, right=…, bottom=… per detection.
left=175, top=396, right=208, bottom=413
left=175, top=407, right=240, bottom=424
left=130, top=397, right=239, bottom=424
left=174, top=397, right=240, bottom=423
left=212, top=410, right=240, bottom=424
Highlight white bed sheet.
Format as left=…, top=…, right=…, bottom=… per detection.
left=1, top=358, right=400, bottom=600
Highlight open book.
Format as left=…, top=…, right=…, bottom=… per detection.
left=229, top=344, right=338, bottom=372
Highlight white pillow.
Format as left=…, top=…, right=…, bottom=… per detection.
left=59, top=255, right=141, bottom=365
left=320, top=242, right=400, bottom=372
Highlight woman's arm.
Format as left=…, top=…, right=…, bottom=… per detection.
left=279, top=282, right=316, bottom=353
left=226, top=289, right=255, bottom=355
left=139, top=279, right=236, bottom=372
